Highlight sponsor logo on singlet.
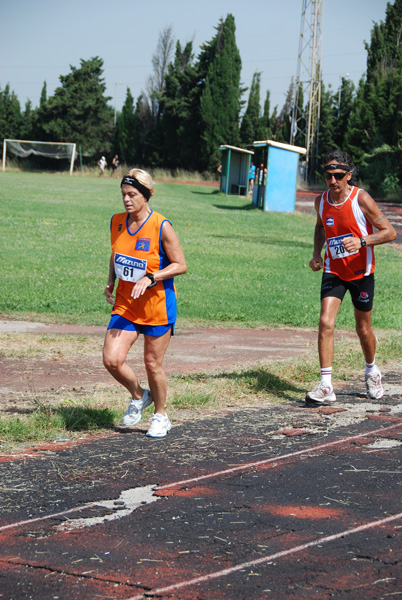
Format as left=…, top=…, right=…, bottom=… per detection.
left=326, top=217, right=334, bottom=226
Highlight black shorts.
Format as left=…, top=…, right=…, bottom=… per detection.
left=320, top=273, right=374, bottom=312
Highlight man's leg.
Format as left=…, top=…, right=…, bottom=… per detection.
left=354, top=307, right=383, bottom=399
left=354, top=308, right=376, bottom=363
left=306, top=296, right=341, bottom=404
left=318, top=296, right=342, bottom=369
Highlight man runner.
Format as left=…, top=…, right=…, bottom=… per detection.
left=306, top=150, right=396, bottom=405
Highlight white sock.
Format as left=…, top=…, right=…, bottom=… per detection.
left=320, top=367, right=332, bottom=386
left=365, top=360, right=379, bottom=375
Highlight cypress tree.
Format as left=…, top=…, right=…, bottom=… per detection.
left=116, top=88, right=140, bottom=165
left=314, top=82, right=337, bottom=172
left=199, top=14, right=243, bottom=170
left=20, top=100, right=34, bottom=139
left=0, top=84, right=22, bottom=141
left=259, top=90, right=273, bottom=141
left=159, top=40, right=201, bottom=169
left=333, top=77, right=355, bottom=149
left=240, top=71, right=262, bottom=147
left=274, top=78, right=295, bottom=143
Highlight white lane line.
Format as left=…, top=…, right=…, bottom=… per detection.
left=155, top=421, right=402, bottom=491
left=1, top=422, right=401, bottom=533
left=127, top=511, right=402, bottom=599
left=0, top=503, right=96, bottom=533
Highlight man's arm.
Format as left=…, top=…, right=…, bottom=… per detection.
left=342, top=190, right=397, bottom=253
left=309, top=195, right=326, bottom=271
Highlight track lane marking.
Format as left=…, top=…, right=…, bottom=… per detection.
left=1, top=422, right=401, bottom=533
left=127, top=511, right=402, bottom=599
left=155, top=421, right=402, bottom=491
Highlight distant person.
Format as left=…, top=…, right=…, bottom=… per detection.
left=248, top=162, right=256, bottom=194
left=217, top=164, right=222, bottom=174
left=103, top=168, right=187, bottom=438
left=110, top=154, right=120, bottom=178
left=306, top=150, right=396, bottom=405
left=98, top=156, right=107, bottom=177
left=258, top=163, right=265, bottom=185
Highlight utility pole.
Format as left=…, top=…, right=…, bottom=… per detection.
left=290, top=0, right=324, bottom=182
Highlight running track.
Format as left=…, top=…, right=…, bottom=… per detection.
left=1, top=388, right=401, bottom=599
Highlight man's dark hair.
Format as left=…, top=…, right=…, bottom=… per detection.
left=323, top=149, right=358, bottom=184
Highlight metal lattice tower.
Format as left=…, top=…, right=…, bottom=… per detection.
left=290, top=0, right=324, bottom=181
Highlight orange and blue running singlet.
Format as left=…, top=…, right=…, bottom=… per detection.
left=319, top=187, right=375, bottom=281
left=110, top=210, right=176, bottom=325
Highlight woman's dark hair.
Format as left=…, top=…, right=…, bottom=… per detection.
left=323, top=150, right=358, bottom=184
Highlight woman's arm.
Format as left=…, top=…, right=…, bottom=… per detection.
left=131, top=222, right=187, bottom=299
left=104, top=254, right=116, bottom=305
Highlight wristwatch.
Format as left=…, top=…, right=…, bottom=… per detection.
left=145, top=273, right=158, bottom=288
left=360, top=237, right=366, bottom=248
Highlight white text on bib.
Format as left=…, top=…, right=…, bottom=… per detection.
left=327, top=233, right=358, bottom=260
left=114, top=253, right=147, bottom=282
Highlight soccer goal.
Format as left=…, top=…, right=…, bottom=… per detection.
left=2, top=139, right=77, bottom=175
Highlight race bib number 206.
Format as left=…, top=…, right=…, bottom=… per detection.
left=114, top=253, right=147, bottom=282
left=327, top=234, right=358, bottom=260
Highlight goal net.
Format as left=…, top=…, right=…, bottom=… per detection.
left=2, top=139, right=77, bottom=175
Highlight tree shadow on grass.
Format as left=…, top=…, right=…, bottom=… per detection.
left=207, top=367, right=305, bottom=402
left=56, top=406, right=116, bottom=431
left=213, top=203, right=256, bottom=211
left=191, top=189, right=220, bottom=195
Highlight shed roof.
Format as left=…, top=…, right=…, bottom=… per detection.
left=219, top=144, right=254, bottom=155
left=252, top=140, right=307, bottom=155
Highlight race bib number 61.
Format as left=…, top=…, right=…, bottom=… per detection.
left=327, top=233, right=358, bottom=260
left=114, top=253, right=147, bottom=282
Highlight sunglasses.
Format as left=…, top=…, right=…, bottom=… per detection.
left=324, top=171, right=348, bottom=181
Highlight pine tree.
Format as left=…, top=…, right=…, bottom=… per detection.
left=40, top=57, right=113, bottom=156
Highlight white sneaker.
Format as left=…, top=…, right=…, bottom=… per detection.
left=305, top=382, right=336, bottom=404
left=146, top=413, right=172, bottom=438
left=365, top=370, right=384, bottom=399
left=122, top=390, right=153, bottom=427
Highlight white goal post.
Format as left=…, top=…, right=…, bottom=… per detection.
left=2, top=139, right=77, bottom=175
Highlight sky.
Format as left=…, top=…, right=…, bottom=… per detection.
left=1, top=0, right=390, bottom=117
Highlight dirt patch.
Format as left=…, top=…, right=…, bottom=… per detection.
left=1, top=319, right=400, bottom=457
left=0, top=319, right=353, bottom=418
left=0, top=320, right=319, bottom=394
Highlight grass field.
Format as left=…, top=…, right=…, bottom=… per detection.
left=1, top=171, right=401, bottom=329
left=1, top=171, right=401, bottom=448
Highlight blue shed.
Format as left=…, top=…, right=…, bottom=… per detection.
left=218, top=145, right=254, bottom=196
left=251, top=140, right=306, bottom=212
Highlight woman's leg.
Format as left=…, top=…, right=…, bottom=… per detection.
left=103, top=328, right=144, bottom=399
left=143, top=329, right=172, bottom=415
